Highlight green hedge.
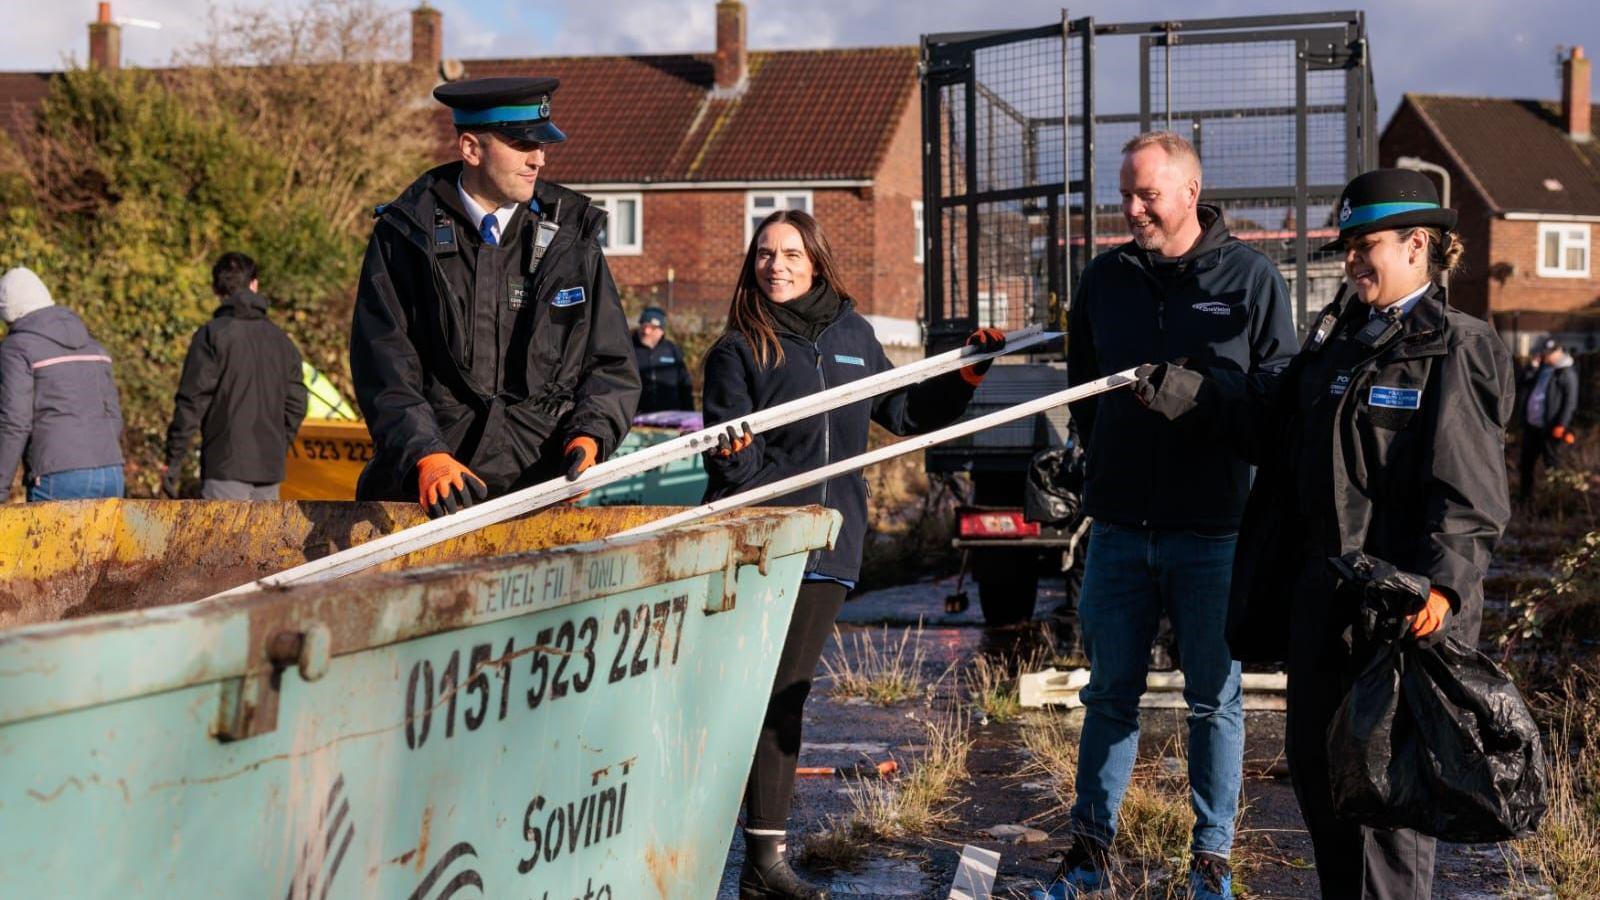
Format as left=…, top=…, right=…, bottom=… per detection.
left=0, top=63, right=428, bottom=494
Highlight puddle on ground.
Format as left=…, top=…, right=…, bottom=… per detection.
left=825, top=857, right=934, bottom=897
left=805, top=741, right=891, bottom=755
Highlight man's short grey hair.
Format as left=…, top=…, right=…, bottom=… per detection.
left=1121, top=131, right=1202, bottom=179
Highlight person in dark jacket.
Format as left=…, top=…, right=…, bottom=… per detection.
left=351, top=76, right=639, bottom=518
left=632, top=306, right=695, bottom=413
left=1135, top=168, right=1515, bottom=899
left=1518, top=337, right=1580, bottom=502
left=164, top=252, right=307, bottom=500
left=704, top=210, right=1000, bottom=900
left=1056, top=131, right=1296, bottom=900
left=0, top=267, right=125, bottom=501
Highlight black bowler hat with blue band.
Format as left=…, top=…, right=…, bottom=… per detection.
left=433, top=76, right=568, bottom=144
left=1319, top=168, right=1457, bottom=252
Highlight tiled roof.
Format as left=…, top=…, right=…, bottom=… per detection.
left=453, top=47, right=918, bottom=184
left=0, top=45, right=918, bottom=185
left=1399, top=94, right=1600, bottom=215
left=0, top=72, right=52, bottom=145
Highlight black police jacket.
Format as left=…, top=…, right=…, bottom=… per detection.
left=165, top=289, right=306, bottom=484
left=633, top=334, right=695, bottom=413
left=1196, top=285, right=1515, bottom=662
left=1067, top=205, right=1297, bottom=531
left=701, top=299, right=976, bottom=583
left=351, top=163, right=640, bottom=500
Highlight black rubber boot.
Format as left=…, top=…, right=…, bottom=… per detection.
left=739, top=832, right=830, bottom=900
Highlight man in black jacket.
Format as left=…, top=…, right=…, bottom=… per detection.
left=164, top=252, right=307, bottom=500
left=632, top=306, right=694, bottom=413
left=350, top=76, right=639, bottom=518
left=1518, top=337, right=1580, bottom=502
left=1060, top=131, right=1296, bottom=899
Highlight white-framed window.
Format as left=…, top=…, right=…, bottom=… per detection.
left=1538, top=222, right=1590, bottom=278
left=746, top=190, right=813, bottom=244
left=912, top=200, right=925, bottom=264
left=591, top=193, right=642, bottom=255
left=977, top=290, right=1009, bottom=329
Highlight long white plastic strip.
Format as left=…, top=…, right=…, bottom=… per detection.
left=204, top=326, right=1060, bottom=599
left=607, top=368, right=1137, bottom=540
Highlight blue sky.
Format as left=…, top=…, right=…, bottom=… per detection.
left=3, top=1, right=1593, bottom=121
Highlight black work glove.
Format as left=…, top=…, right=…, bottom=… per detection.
left=1131, top=360, right=1205, bottom=420
left=160, top=465, right=181, bottom=500
left=715, top=422, right=755, bottom=458
left=1327, top=551, right=1432, bottom=643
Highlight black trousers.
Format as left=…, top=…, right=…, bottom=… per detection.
left=1517, top=427, right=1562, bottom=500
left=1285, top=560, right=1436, bottom=900
left=743, top=580, right=850, bottom=832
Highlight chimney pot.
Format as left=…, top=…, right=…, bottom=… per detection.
left=411, top=4, right=443, bottom=69
left=89, top=3, right=121, bottom=71
left=713, top=1, right=747, bottom=95
left=1563, top=45, right=1592, bottom=142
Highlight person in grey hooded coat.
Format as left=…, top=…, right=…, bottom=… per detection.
left=0, top=267, right=125, bottom=501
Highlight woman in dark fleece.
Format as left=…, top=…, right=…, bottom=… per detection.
left=702, top=209, right=1000, bottom=899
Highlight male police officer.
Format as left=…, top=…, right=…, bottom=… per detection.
left=351, top=77, right=639, bottom=518
left=632, top=306, right=695, bottom=413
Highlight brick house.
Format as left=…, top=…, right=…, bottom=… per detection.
left=1, top=1, right=928, bottom=347
left=1380, top=46, right=1600, bottom=354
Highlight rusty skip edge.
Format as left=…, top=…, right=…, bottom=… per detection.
left=0, top=506, right=841, bottom=734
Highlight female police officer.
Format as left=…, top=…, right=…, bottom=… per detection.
left=1136, top=169, right=1515, bottom=898
left=703, top=210, right=1001, bottom=899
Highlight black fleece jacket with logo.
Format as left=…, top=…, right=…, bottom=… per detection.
left=1066, top=204, right=1297, bottom=530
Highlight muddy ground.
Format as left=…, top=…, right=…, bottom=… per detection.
left=715, top=575, right=1531, bottom=899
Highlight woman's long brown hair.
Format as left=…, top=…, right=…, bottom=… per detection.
left=724, top=209, right=853, bottom=368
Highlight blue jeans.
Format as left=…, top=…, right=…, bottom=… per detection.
left=27, top=465, right=125, bottom=502
left=1070, top=521, right=1244, bottom=856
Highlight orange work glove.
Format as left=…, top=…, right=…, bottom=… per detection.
left=563, top=436, right=599, bottom=481
left=417, top=453, right=488, bottom=519
left=714, top=422, right=755, bottom=458
left=1409, top=588, right=1452, bottom=640
left=959, top=327, right=1007, bottom=387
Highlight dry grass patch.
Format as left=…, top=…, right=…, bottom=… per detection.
left=1507, top=676, right=1600, bottom=898
left=798, top=712, right=973, bottom=871
left=821, top=623, right=929, bottom=706
left=1018, top=711, right=1255, bottom=898
left=966, top=653, right=1023, bottom=724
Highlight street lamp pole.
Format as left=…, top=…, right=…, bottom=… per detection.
left=1396, top=155, right=1452, bottom=290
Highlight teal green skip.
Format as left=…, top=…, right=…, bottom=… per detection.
left=0, top=502, right=838, bottom=898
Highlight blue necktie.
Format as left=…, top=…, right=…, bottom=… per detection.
left=480, top=213, right=498, bottom=247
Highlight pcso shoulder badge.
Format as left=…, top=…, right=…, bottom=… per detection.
left=552, top=286, right=586, bottom=308
left=1368, top=385, right=1421, bottom=410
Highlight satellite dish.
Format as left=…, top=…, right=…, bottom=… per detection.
left=439, top=59, right=466, bottom=82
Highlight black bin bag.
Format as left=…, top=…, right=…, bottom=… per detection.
left=1327, top=636, right=1549, bottom=842
left=1024, top=447, right=1083, bottom=526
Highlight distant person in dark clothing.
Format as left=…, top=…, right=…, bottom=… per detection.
left=1519, top=337, right=1579, bottom=502
left=163, top=253, right=307, bottom=500
left=632, top=306, right=695, bottom=413
left=0, top=267, right=125, bottom=501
